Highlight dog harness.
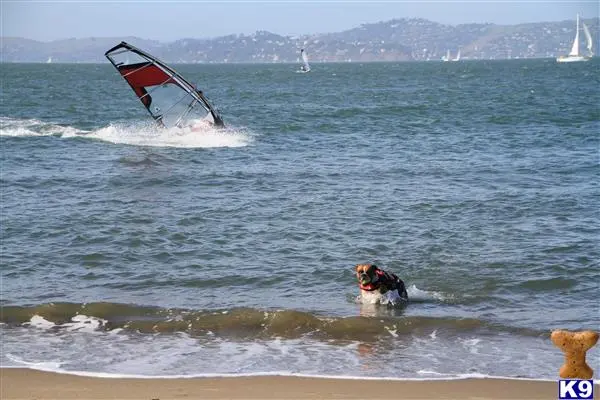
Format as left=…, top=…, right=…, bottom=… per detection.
left=359, top=269, right=399, bottom=292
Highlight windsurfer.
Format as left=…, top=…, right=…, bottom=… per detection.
left=196, top=90, right=224, bottom=127
left=212, top=112, right=225, bottom=127
left=105, top=41, right=226, bottom=129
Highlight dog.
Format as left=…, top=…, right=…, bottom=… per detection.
left=355, top=264, right=408, bottom=305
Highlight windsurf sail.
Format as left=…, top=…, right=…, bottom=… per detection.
left=105, top=41, right=224, bottom=128
left=300, top=49, right=311, bottom=72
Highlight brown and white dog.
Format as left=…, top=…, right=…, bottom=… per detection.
left=355, top=264, right=408, bottom=305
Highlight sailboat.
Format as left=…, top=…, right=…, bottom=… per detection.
left=298, top=48, right=311, bottom=73
left=441, top=49, right=461, bottom=62
left=557, top=14, right=593, bottom=63
left=441, top=49, right=451, bottom=62
left=453, top=48, right=461, bottom=62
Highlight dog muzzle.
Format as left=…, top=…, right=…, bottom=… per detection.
left=359, top=272, right=372, bottom=285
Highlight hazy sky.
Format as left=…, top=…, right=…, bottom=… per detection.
left=3, top=1, right=599, bottom=42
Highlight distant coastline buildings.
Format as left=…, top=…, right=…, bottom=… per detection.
left=1, top=17, right=598, bottom=63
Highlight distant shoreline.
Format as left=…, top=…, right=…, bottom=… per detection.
left=0, top=57, right=580, bottom=65
left=3, top=16, right=598, bottom=63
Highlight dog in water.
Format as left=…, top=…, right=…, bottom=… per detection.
left=355, top=264, right=408, bottom=305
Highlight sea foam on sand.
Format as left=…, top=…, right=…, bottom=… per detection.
left=0, top=368, right=577, bottom=400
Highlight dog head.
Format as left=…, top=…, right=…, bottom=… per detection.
left=355, top=264, right=380, bottom=287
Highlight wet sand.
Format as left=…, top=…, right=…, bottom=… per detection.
left=0, top=368, right=569, bottom=399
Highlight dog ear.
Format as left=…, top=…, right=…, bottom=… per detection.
left=355, top=264, right=368, bottom=273
left=366, top=264, right=378, bottom=275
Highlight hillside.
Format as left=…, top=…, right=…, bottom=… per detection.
left=2, top=17, right=598, bottom=63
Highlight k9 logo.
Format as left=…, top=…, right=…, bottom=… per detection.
left=558, top=380, right=594, bottom=400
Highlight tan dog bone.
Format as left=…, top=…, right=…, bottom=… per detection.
left=551, top=330, right=599, bottom=379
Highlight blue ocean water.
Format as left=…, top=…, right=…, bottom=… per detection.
left=1, top=59, right=599, bottom=379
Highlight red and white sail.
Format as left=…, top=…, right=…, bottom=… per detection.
left=105, top=42, right=223, bottom=128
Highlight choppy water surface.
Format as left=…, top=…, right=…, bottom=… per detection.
left=1, top=59, right=599, bottom=379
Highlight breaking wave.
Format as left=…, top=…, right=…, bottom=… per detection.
left=1, top=302, right=548, bottom=341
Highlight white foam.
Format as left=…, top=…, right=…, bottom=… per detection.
left=21, top=314, right=106, bottom=332
left=6, top=353, right=63, bottom=370
left=460, top=338, right=483, bottom=355
left=3, top=365, right=559, bottom=382
left=0, top=127, right=43, bottom=137
left=384, top=326, right=399, bottom=337
left=24, top=315, right=56, bottom=329
left=63, top=315, right=106, bottom=332
left=3, top=321, right=587, bottom=382
left=0, top=117, right=253, bottom=148
left=406, top=285, right=448, bottom=302
left=356, top=290, right=405, bottom=306
left=0, top=117, right=78, bottom=137
left=82, top=122, right=252, bottom=148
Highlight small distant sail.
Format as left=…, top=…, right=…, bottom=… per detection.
left=46, top=56, right=52, bottom=63
left=453, top=49, right=461, bottom=61
left=569, top=14, right=581, bottom=57
left=582, top=21, right=593, bottom=55
left=105, top=41, right=224, bottom=128
left=300, top=49, right=311, bottom=72
left=442, top=49, right=450, bottom=62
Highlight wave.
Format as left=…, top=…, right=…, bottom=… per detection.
left=0, top=302, right=548, bottom=341
left=0, top=117, right=252, bottom=148
left=0, top=116, right=83, bottom=137
left=1, top=361, right=558, bottom=382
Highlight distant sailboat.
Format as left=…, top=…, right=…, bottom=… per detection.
left=298, top=48, right=311, bottom=73
left=46, top=56, right=52, bottom=63
left=442, top=49, right=461, bottom=62
left=557, top=14, right=593, bottom=63
left=441, top=49, right=451, bottom=62
left=453, top=49, right=461, bottom=61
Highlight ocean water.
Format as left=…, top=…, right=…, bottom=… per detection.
left=1, top=59, right=599, bottom=380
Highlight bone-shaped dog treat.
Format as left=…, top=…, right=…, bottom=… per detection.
left=551, top=330, right=599, bottom=379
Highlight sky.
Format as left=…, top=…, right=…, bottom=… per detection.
left=2, top=1, right=599, bottom=42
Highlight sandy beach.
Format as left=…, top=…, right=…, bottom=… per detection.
left=0, top=368, right=569, bottom=400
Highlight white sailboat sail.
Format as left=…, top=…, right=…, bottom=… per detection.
left=582, top=21, right=593, bottom=55
left=300, top=49, right=311, bottom=72
left=453, top=49, right=461, bottom=61
left=568, top=15, right=581, bottom=56
left=442, top=49, right=450, bottom=62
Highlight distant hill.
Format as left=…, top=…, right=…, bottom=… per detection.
left=2, top=17, right=598, bottom=63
